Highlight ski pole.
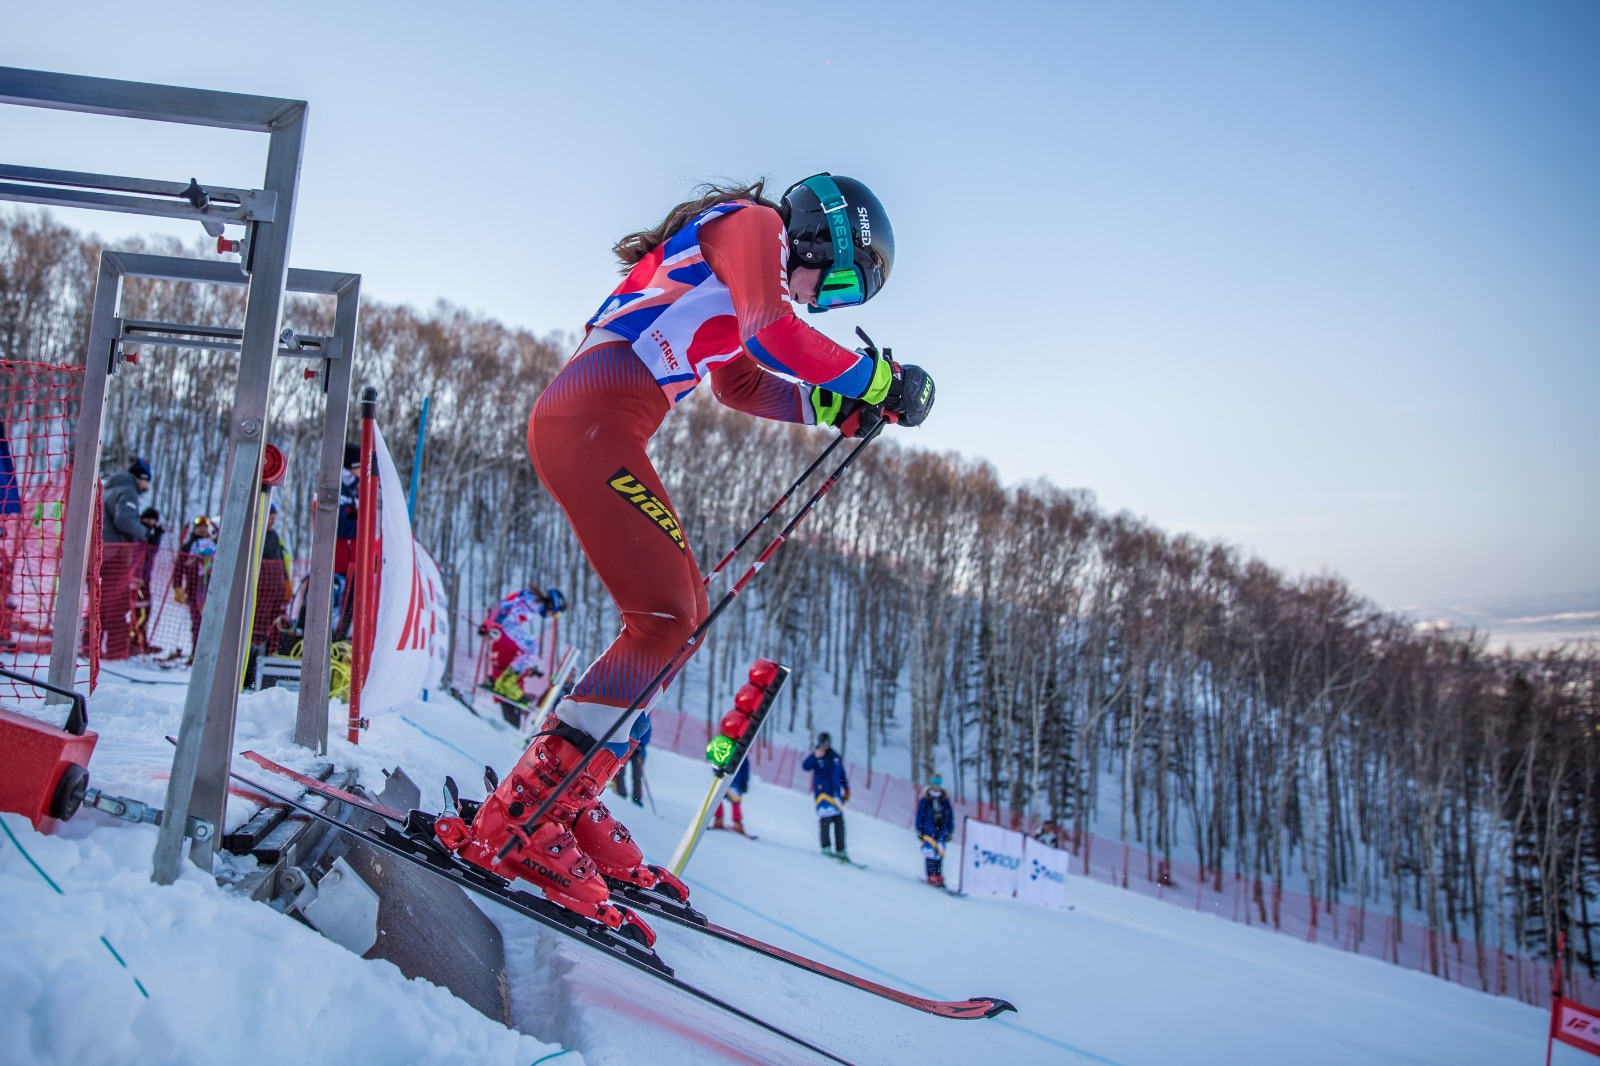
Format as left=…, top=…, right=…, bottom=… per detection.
left=701, top=432, right=846, bottom=587
left=499, top=417, right=887, bottom=861
left=642, top=765, right=657, bottom=816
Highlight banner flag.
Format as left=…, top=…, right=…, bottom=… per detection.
left=959, top=817, right=1024, bottom=898
left=1018, top=836, right=1070, bottom=909
left=1554, top=996, right=1600, bottom=1057
left=362, top=424, right=451, bottom=715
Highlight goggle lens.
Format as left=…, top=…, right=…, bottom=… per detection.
left=814, top=265, right=866, bottom=309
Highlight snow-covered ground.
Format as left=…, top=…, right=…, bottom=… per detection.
left=0, top=678, right=1570, bottom=1065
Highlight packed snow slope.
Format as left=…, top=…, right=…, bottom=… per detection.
left=0, top=678, right=1561, bottom=1065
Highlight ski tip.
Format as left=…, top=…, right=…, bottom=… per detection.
left=981, top=998, right=1017, bottom=1018
left=937, top=997, right=1017, bottom=1020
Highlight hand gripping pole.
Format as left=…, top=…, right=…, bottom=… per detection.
left=497, top=418, right=886, bottom=861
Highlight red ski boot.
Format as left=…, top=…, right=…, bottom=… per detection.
left=431, top=718, right=654, bottom=945
left=571, top=739, right=691, bottom=905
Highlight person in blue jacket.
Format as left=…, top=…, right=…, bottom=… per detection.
left=802, top=731, right=850, bottom=861
left=916, top=774, right=955, bottom=887
left=610, top=713, right=651, bottom=807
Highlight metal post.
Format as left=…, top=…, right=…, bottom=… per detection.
left=347, top=386, right=378, bottom=744
left=45, top=256, right=122, bottom=696
left=407, top=395, right=429, bottom=525
left=155, top=103, right=307, bottom=882
left=293, top=273, right=358, bottom=753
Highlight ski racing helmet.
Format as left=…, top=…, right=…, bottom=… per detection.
left=779, top=174, right=894, bottom=312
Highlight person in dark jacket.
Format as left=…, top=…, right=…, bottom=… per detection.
left=130, top=506, right=165, bottom=655
left=916, top=774, right=956, bottom=887
left=802, top=732, right=850, bottom=861
left=251, top=502, right=293, bottom=656
left=333, top=442, right=361, bottom=639
left=99, top=458, right=151, bottom=660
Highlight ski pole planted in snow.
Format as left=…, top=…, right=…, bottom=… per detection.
left=497, top=417, right=888, bottom=861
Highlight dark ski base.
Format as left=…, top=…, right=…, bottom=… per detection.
left=242, top=750, right=1015, bottom=1022
left=227, top=762, right=858, bottom=1065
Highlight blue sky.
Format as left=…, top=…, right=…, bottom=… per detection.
left=2, top=1, right=1595, bottom=611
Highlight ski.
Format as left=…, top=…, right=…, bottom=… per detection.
left=239, top=751, right=400, bottom=819
left=241, top=749, right=1016, bottom=1021
left=707, top=826, right=759, bottom=840
left=605, top=882, right=1011, bottom=1020
left=226, top=763, right=859, bottom=1066
left=822, top=852, right=869, bottom=870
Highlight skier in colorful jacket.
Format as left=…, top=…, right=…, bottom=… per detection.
left=803, top=732, right=852, bottom=861
left=447, top=175, right=934, bottom=936
left=480, top=585, right=564, bottom=703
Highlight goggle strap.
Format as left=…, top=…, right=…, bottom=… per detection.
left=800, top=174, right=856, bottom=273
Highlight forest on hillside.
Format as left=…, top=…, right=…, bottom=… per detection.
left=3, top=208, right=1596, bottom=984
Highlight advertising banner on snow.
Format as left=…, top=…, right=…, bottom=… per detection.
left=362, top=424, right=452, bottom=715
left=959, top=816, right=1025, bottom=898
left=1018, top=836, right=1070, bottom=909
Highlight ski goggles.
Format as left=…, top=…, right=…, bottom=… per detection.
left=799, top=174, right=874, bottom=312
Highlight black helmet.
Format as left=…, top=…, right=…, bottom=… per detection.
left=779, top=174, right=893, bottom=310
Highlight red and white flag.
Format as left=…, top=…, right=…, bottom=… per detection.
left=360, top=424, right=451, bottom=716
left=1554, top=997, right=1600, bottom=1058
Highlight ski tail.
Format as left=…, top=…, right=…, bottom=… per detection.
left=239, top=750, right=404, bottom=822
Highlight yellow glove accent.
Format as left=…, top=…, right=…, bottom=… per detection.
left=492, top=668, right=524, bottom=700
left=173, top=586, right=187, bottom=605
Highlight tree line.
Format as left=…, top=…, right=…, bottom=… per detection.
left=3, top=208, right=1596, bottom=986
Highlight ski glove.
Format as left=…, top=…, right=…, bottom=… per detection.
left=809, top=341, right=936, bottom=436
left=809, top=386, right=877, bottom=438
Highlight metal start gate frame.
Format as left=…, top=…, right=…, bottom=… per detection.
left=0, top=65, right=357, bottom=884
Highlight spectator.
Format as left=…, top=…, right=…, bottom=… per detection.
left=480, top=584, right=565, bottom=711
left=130, top=506, right=165, bottom=656
left=251, top=502, right=293, bottom=656
left=333, top=442, right=361, bottom=639
left=99, top=457, right=150, bottom=660
left=802, top=731, right=850, bottom=862
left=609, top=713, right=650, bottom=808
left=713, top=757, right=751, bottom=833
left=173, top=515, right=217, bottom=665
left=916, top=773, right=955, bottom=887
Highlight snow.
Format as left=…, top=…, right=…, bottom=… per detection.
left=0, top=677, right=1571, bottom=1065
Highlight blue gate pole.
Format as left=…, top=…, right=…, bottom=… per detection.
left=407, top=395, right=430, bottom=524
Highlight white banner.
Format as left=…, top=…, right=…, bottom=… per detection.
left=361, top=425, right=451, bottom=715
left=1018, top=836, right=1070, bottom=909
left=959, top=817, right=1024, bottom=898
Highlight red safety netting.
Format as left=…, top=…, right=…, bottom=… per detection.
left=0, top=360, right=91, bottom=697
left=95, top=541, right=311, bottom=672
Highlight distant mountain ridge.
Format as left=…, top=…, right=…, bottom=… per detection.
left=1395, top=589, right=1600, bottom=653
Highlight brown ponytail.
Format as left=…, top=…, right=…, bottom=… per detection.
left=612, top=180, right=780, bottom=271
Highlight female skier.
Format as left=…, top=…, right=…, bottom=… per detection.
left=431, top=174, right=935, bottom=939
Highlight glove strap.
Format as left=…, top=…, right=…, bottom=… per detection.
left=860, top=353, right=894, bottom=406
